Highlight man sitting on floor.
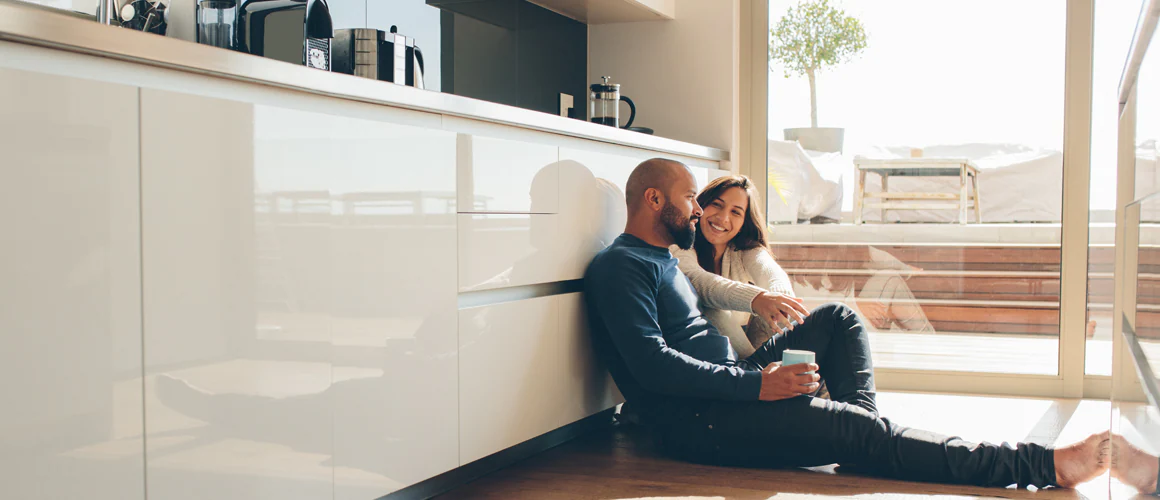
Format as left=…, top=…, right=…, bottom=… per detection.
left=583, top=157, right=1108, bottom=489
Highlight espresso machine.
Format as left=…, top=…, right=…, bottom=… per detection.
left=196, top=0, right=333, bottom=71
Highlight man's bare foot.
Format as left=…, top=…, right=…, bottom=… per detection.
left=1112, top=433, right=1159, bottom=494
left=1054, top=431, right=1110, bottom=488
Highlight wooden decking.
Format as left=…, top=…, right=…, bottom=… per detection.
left=772, top=243, right=1160, bottom=338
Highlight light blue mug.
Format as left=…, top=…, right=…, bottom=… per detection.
left=781, top=349, right=816, bottom=375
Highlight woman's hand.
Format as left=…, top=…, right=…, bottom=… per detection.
left=751, top=292, right=810, bottom=331
left=758, top=362, right=821, bottom=401
left=855, top=299, right=891, bottom=330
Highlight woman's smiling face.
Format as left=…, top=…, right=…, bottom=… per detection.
left=699, top=186, right=749, bottom=247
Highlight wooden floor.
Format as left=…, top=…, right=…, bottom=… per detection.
left=437, top=392, right=1144, bottom=500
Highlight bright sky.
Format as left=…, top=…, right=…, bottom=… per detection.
left=768, top=0, right=1157, bottom=210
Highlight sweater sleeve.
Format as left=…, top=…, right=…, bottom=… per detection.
left=586, top=254, right=762, bottom=401
left=671, top=246, right=766, bottom=314
left=741, top=247, right=796, bottom=297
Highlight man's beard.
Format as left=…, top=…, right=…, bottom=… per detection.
left=660, top=201, right=697, bottom=250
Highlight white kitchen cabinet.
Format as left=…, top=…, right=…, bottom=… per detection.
left=451, top=119, right=561, bottom=214
left=328, top=102, right=459, bottom=500
left=141, top=88, right=335, bottom=500
left=559, top=146, right=641, bottom=195
left=458, top=293, right=621, bottom=466
left=557, top=293, right=623, bottom=425
left=458, top=213, right=563, bottom=291
left=555, top=147, right=717, bottom=280
left=555, top=156, right=631, bottom=281
left=141, top=84, right=460, bottom=499
left=557, top=147, right=642, bottom=280
left=0, top=68, right=144, bottom=500
left=458, top=296, right=562, bottom=464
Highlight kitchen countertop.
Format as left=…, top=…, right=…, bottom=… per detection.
left=0, top=0, right=728, bottom=162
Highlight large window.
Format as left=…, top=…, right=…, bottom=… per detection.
left=766, top=0, right=1066, bottom=375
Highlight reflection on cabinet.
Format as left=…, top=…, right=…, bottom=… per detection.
left=459, top=296, right=563, bottom=464
left=456, top=133, right=560, bottom=214
left=141, top=86, right=459, bottom=499
left=558, top=293, right=624, bottom=423
left=458, top=213, right=563, bottom=291
left=142, top=89, right=333, bottom=500
left=0, top=68, right=144, bottom=500
left=556, top=155, right=631, bottom=281
left=457, top=293, right=621, bottom=466
left=329, top=104, right=458, bottom=500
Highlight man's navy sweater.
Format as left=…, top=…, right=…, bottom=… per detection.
left=584, top=233, right=762, bottom=404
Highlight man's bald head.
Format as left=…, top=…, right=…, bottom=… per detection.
left=625, top=158, right=693, bottom=212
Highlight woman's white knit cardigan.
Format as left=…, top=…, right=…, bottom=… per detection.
left=670, top=245, right=795, bottom=358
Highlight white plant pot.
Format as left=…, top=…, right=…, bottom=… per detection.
left=784, top=127, right=845, bottom=153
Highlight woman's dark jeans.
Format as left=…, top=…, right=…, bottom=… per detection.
left=646, top=303, right=1057, bottom=488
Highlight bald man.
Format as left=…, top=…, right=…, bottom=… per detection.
left=583, top=158, right=1108, bottom=490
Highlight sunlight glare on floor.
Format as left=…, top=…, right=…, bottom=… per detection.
left=612, top=497, right=726, bottom=500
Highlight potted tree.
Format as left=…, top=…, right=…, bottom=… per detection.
left=770, top=0, right=867, bottom=153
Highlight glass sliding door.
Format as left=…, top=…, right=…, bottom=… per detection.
left=765, top=0, right=1067, bottom=376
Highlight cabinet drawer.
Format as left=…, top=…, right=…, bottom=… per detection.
left=457, top=294, right=621, bottom=465
left=558, top=293, right=623, bottom=423
left=458, top=214, right=563, bottom=291
left=555, top=162, right=629, bottom=282
left=457, top=134, right=559, bottom=214
left=458, top=296, right=561, bottom=464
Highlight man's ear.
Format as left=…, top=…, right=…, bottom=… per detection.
left=644, top=187, right=664, bottom=212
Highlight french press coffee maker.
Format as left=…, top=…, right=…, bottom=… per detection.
left=589, top=76, right=635, bottom=128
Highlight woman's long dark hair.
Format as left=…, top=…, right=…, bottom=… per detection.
left=693, top=175, right=772, bottom=273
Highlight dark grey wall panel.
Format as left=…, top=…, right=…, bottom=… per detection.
left=434, top=0, right=587, bottom=119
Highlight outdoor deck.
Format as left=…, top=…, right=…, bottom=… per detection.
left=768, top=223, right=1160, bottom=375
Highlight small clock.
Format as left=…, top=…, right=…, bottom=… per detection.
left=308, top=47, right=328, bottom=70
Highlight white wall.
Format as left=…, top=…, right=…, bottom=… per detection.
left=588, top=0, right=739, bottom=153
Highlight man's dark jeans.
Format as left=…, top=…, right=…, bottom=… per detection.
left=643, top=303, right=1057, bottom=488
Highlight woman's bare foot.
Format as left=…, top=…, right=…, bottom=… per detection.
left=1112, top=433, right=1159, bottom=494
left=1054, top=431, right=1110, bottom=488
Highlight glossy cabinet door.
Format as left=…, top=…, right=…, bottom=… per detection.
left=141, top=89, right=335, bottom=500
left=458, top=296, right=562, bottom=464
left=0, top=68, right=144, bottom=500
left=450, top=117, right=560, bottom=214
left=558, top=293, right=623, bottom=425
left=557, top=147, right=719, bottom=280
left=458, top=293, right=621, bottom=465
left=328, top=101, right=459, bottom=500
left=557, top=147, right=641, bottom=280
left=141, top=85, right=459, bottom=499
left=458, top=213, right=563, bottom=291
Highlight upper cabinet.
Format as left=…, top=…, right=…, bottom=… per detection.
left=0, top=66, right=145, bottom=500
